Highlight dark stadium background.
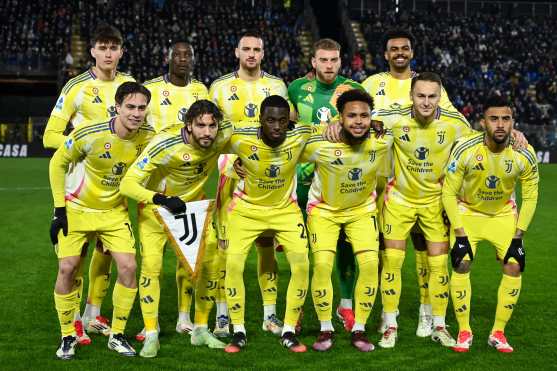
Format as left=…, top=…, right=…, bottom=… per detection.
left=1, top=1, right=556, bottom=369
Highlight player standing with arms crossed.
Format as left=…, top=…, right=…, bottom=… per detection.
left=442, top=95, right=538, bottom=353
left=43, top=24, right=135, bottom=344
left=209, top=31, right=290, bottom=337
left=49, top=82, right=154, bottom=359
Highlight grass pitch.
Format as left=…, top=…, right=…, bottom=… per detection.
left=0, top=159, right=555, bottom=370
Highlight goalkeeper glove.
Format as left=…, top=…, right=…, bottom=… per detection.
left=450, top=236, right=474, bottom=269
left=503, top=238, right=525, bottom=272
left=153, top=193, right=186, bottom=214
left=50, top=207, right=68, bottom=245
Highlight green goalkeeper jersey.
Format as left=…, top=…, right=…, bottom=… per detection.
left=288, top=75, right=364, bottom=185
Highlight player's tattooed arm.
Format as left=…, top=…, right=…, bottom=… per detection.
left=510, top=129, right=528, bottom=150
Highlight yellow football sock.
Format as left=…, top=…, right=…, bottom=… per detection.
left=492, top=274, right=522, bottom=333
left=450, top=271, right=472, bottom=332
left=215, top=247, right=227, bottom=307
left=73, top=262, right=84, bottom=315
left=257, top=244, right=278, bottom=306
left=54, top=289, right=78, bottom=337
left=415, top=250, right=430, bottom=305
left=354, top=251, right=379, bottom=325
left=176, top=261, right=193, bottom=313
left=283, top=251, right=309, bottom=326
left=225, top=253, right=248, bottom=325
left=311, top=251, right=335, bottom=322
left=380, top=248, right=405, bottom=314
left=111, top=282, right=137, bottom=334
left=194, top=255, right=220, bottom=325
left=139, top=272, right=160, bottom=332
left=87, top=248, right=112, bottom=307
left=428, top=255, right=450, bottom=317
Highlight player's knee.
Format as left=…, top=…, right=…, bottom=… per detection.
left=288, top=252, right=310, bottom=277
left=141, top=256, right=163, bottom=278
left=226, top=256, right=246, bottom=277
left=58, top=259, right=79, bottom=278
left=454, top=260, right=471, bottom=274
left=355, top=251, right=378, bottom=271
left=117, top=258, right=137, bottom=278
left=503, top=263, right=521, bottom=277
left=313, top=251, right=334, bottom=275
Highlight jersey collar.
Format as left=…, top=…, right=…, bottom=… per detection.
left=410, top=107, right=441, bottom=120
left=89, top=68, right=97, bottom=80
left=109, top=118, right=116, bottom=133
left=163, top=73, right=170, bottom=83
left=234, top=70, right=265, bottom=79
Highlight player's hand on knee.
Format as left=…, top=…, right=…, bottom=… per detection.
left=233, top=158, right=247, bottom=178
left=504, top=238, right=525, bottom=272
left=50, top=207, right=68, bottom=245
left=451, top=236, right=473, bottom=269
left=153, top=193, right=186, bottom=214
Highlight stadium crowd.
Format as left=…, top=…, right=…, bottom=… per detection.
left=78, top=0, right=305, bottom=84
left=352, top=8, right=557, bottom=146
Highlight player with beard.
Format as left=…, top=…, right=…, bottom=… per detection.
left=301, top=89, right=392, bottom=352
left=120, top=100, right=233, bottom=357
left=209, top=31, right=290, bottom=338
left=442, top=95, right=538, bottom=353
left=288, top=39, right=365, bottom=332
left=134, top=40, right=209, bottom=343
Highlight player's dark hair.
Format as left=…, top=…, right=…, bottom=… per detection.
left=336, top=89, right=374, bottom=114
left=483, top=94, right=512, bottom=113
left=410, top=72, right=443, bottom=91
left=91, top=24, right=123, bottom=47
left=261, top=95, right=290, bottom=115
left=313, top=38, right=341, bottom=55
left=169, top=40, right=194, bottom=58
left=184, top=100, right=223, bottom=124
left=237, top=30, right=264, bottom=48
left=383, top=29, right=415, bottom=51
left=115, top=82, right=151, bottom=105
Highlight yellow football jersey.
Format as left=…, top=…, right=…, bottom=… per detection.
left=300, top=127, right=393, bottom=214
left=376, top=105, right=474, bottom=206
left=44, top=69, right=135, bottom=148
left=50, top=119, right=155, bottom=210
left=362, top=72, right=456, bottom=117
left=121, top=121, right=233, bottom=204
left=209, top=71, right=289, bottom=128
left=227, top=124, right=312, bottom=208
left=143, top=74, right=209, bottom=132
left=442, top=133, right=539, bottom=231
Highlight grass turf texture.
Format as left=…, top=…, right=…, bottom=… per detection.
left=0, top=158, right=555, bottom=370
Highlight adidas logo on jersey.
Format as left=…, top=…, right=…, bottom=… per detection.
left=399, top=134, right=410, bottom=141
left=472, top=163, right=485, bottom=171
left=248, top=153, right=260, bottom=161
left=99, top=151, right=111, bottom=159
left=160, top=98, right=172, bottom=105
left=376, top=89, right=385, bottom=96
left=92, top=95, right=102, bottom=103
left=228, top=93, right=239, bottom=101
left=330, top=158, right=343, bottom=165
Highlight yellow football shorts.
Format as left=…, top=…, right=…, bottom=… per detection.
left=56, top=206, right=135, bottom=258
left=382, top=199, right=448, bottom=243
left=308, top=208, right=379, bottom=254
left=227, top=200, right=308, bottom=255
left=449, top=213, right=517, bottom=262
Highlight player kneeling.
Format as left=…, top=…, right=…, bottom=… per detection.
left=49, top=82, right=154, bottom=359
left=303, top=89, right=391, bottom=351
left=442, top=95, right=539, bottom=353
